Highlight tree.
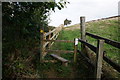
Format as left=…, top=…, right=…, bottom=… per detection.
left=64, top=18, right=72, bottom=27
left=2, top=1, right=69, bottom=78
left=2, top=1, right=69, bottom=50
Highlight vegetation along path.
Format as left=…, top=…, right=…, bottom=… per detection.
left=39, top=17, right=120, bottom=79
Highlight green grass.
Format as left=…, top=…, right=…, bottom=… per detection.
left=57, top=19, right=120, bottom=64
left=37, top=58, right=73, bottom=78
left=51, top=29, right=81, bottom=51
left=58, top=29, right=80, bottom=40
left=85, top=20, right=120, bottom=64
left=86, top=20, right=119, bottom=41
left=42, top=19, right=120, bottom=78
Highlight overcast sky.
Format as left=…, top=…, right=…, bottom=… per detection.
left=49, top=0, right=120, bottom=27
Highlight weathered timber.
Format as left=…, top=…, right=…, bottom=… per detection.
left=45, top=29, right=56, bottom=37
left=43, top=60, right=57, bottom=63
left=77, top=50, right=95, bottom=68
left=48, top=30, right=51, bottom=49
left=86, top=32, right=120, bottom=49
left=41, top=24, right=63, bottom=60
left=45, top=24, right=63, bottom=37
left=80, top=16, right=86, bottom=41
left=49, top=33, right=59, bottom=47
left=54, top=33, right=59, bottom=40
left=103, top=55, right=120, bottom=73
left=46, top=50, right=74, bottom=53
left=78, top=38, right=120, bottom=73
left=74, top=38, right=78, bottom=63
left=80, top=16, right=86, bottom=53
left=40, top=32, right=44, bottom=61
left=95, top=39, right=104, bottom=79
left=50, top=33, right=58, bottom=40
left=78, top=38, right=97, bottom=53
left=50, top=42, right=54, bottom=47
left=44, top=40, right=74, bottom=43
left=50, top=54, right=68, bottom=66
left=43, top=42, right=49, bottom=48
left=42, top=52, right=47, bottom=58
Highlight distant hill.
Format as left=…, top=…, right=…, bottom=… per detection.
left=64, top=16, right=119, bottom=31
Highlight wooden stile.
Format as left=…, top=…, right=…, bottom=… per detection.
left=50, top=54, right=69, bottom=67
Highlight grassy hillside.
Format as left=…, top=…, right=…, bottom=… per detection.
left=85, top=19, right=120, bottom=64
left=39, top=18, right=120, bottom=78
left=54, top=19, right=120, bottom=64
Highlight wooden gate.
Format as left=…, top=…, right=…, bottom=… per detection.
left=40, top=24, right=78, bottom=63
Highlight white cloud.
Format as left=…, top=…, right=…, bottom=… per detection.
left=49, top=0, right=120, bottom=27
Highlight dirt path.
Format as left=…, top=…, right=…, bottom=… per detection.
left=44, top=68, right=58, bottom=78
left=42, top=62, right=78, bottom=78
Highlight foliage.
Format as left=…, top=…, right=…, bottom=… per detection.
left=2, top=1, right=69, bottom=78
left=64, top=18, right=72, bottom=26
left=2, top=1, right=68, bottom=41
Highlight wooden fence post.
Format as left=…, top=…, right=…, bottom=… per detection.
left=80, top=16, right=86, bottom=52
left=74, top=38, right=78, bottom=63
left=48, top=30, right=51, bottom=49
left=95, top=39, right=104, bottom=80
left=43, top=32, right=47, bottom=58
left=40, top=30, right=45, bottom=62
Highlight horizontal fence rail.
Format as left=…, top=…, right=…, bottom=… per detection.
left=46, top=50, right=74, bottom=53
left=44, top=40, right=74, bottom=43
left=78, top=38, right=97, bottom=53
left=78, top=17, right=120, bottom=79
left=78, top=38, right=120, bottom=73
left=86, top=32, right=120, bottom=49
left=43, top=25, right=63, bottom=48
left=45, top=25, right=63, bottom=37
left=77, top=50, right=95, bottom=68
left=45, top=29, right=56, bottom=37
left=103, top=56, right=120, bottom=72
